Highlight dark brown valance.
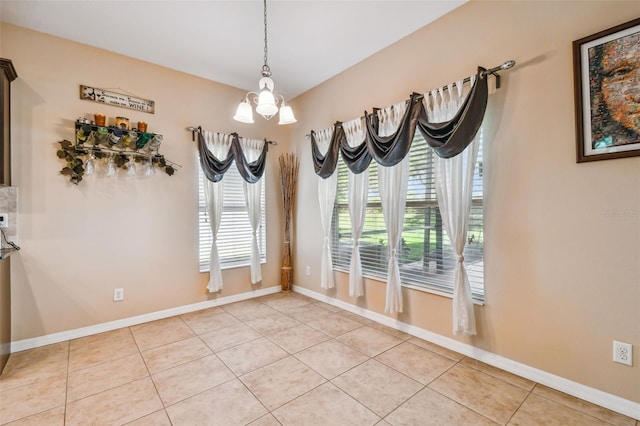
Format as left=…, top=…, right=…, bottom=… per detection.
left=311, top=67, right=488, bottom=178
left=198, top=132, right=268, bottom=184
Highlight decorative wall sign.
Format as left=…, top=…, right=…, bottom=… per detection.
left=80, top=85, right=155, bottom=114
left=573, top=17, right=640, bottom=162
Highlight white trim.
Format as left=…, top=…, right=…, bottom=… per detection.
left=333, top=265, right=484, bottom=306
left=333, top=266, right=485, bottom=305
left=293, top=285, right=640, bottom=420
left=400, top=282, right=485, bottom=306
left=11, top=285, right=281, bottom=353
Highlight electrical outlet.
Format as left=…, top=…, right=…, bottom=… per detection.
left=305, top=266, right=311, bottom=276
left=113, top=288, right=124, bottom=302
left=613, top=341, right=632, bottom=366
left=0, top=213, right=8, bottom=229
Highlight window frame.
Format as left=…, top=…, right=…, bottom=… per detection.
left=198, top=165, right=267, bottom=273
left=330, top=131, right=485, bottom=301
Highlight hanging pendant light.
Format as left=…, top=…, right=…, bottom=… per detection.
left=233, top=0, right=296, bottom=125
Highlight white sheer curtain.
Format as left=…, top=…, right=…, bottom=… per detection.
left=427, top=78, right=480, bottom=335
left=316, top=127, right=337, bottom=289
left=377, top=101, right=409, bottom=313
left=240, top=137, right=265, bottom=284
left=202, top=131, right=233, bottom=292
left=343, top=118, right=368, bottom=297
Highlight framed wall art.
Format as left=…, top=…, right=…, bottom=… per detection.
left=573, top=17, right=640, bottom=162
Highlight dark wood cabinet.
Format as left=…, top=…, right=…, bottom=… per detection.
left=1, top=59, right=17, bottom=186
left=0, top=58, right=17, bottom=374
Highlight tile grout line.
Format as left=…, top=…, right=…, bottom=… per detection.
left=65, top=298, right=380, bottom=425
left=262, top=332, right=330, bottom=356
left=7, top=293, right=630, bottom=425
left=425, top=359, right=524, bottom=426
left=373, top=348, right=446, bottom=387
left=128, top=325, right=166, bottom=424
left=222, top=300, right=285, bottom=425
left=303, top=326, right=395, bottom=421
left=459, top=358, right=537, bottom=392
left=66, top=330, right=141, bottom=375
left=151, top=312, right=221, bottom=377
left=316, top=300, right=582, bottom=425
left=266, top=379, right=329, bottom=421
left=328, top=329, right=449, bottom=422
left=220, top=297, right=313, bottom=425
left=297, top=290, right=640, bottom=422
left=504, top=386, right=535, bottom=426
left=524, top=385, right=621, bottom=426
left=160, top=313, right=245, bottom=413
left=329, top=368, right=426, bottom=421
left=461, top=361, right=601, bottom=425
left=230, top=296, right=368, bottom=422
left=0, top=344, right=70, bottom=425
left=376, top=348, right=464, bottom=423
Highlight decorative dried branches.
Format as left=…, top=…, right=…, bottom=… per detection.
left=279, top=153, right=299, bottom=292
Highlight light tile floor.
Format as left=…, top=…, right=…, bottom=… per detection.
left=0, top=292, right=636, bottom=425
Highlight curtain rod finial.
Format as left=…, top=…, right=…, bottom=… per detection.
left=187, top=126, right=200, bottom=142
left=502, top=60, right=516, bottom=70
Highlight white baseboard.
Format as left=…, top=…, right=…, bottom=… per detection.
left=292, top=285, right=640, bottom=420
left=11, top=285, right=281, bottom=353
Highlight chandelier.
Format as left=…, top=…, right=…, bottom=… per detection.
left=233, top=0, right=296, bottom=125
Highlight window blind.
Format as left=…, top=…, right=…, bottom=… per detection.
left=199, top=165, right=266, bottom=272
left=331, top=131, right=484, bottom=298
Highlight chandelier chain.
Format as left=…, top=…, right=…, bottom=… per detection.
left=262, top=0, right=270, bottom=76
left=233, top=0, right=295, bottom=124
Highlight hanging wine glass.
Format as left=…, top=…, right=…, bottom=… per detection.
left=85, top=153, right=96, bottom=175
left=106, top=155, right=116, bottom=177
left=126, top=156, right=137, bottom=176
left=144, top=156, right=155, bottom=176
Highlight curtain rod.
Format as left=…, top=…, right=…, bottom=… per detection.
left=186, top=126, right=278, bottom=145
left=305, top=59, right=516, bottom=138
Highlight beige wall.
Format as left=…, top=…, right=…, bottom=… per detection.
left=290, top=1, right=640, bottom=403
left=2, top=0, right=639, bottom=406
left=2, top=24, right=289, bottom=341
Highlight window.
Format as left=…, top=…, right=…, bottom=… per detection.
left=331, top=130, right=484, bottom=299
left=198, top=166, right=266, bottom=272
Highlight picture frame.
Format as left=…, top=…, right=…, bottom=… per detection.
left=573, top=17, right=640, bottom=163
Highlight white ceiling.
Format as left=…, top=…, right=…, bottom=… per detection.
left=0, top=0, right=466, bottom=100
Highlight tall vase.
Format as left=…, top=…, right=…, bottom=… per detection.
left=281, top=229, right=292, bottom=292
left=279, top=153, right=299, bottom=293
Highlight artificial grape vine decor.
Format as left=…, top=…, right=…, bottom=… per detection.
left=56, top=120, right=179, bottom=185
left=56, top=140, right=176, bottom=185
left=57, top=139, right=86, bottom=185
